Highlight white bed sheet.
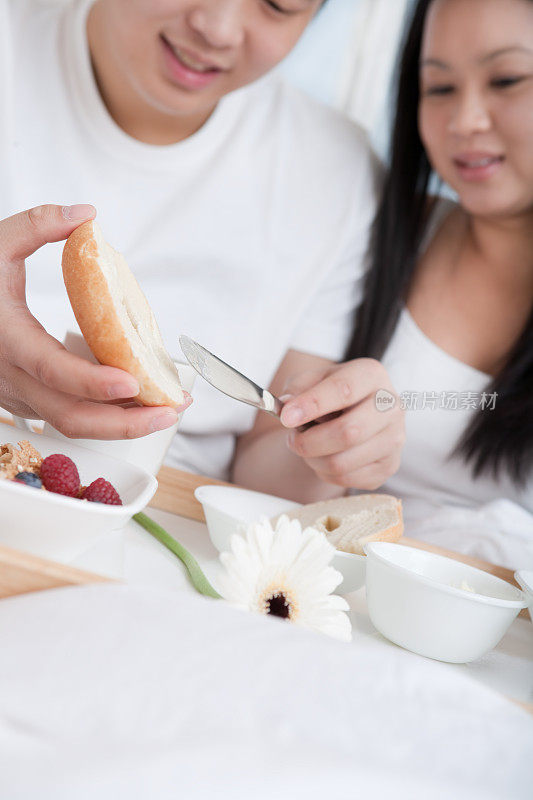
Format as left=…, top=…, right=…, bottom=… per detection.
left=1, top=580, right=532, bottom=799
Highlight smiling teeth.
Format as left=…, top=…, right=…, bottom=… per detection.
left=172, top=46, right=213, bottom=73
left=464, top=158, right=498, bottom=168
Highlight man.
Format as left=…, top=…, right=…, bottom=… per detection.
left=0, top=0, right=403, bottom=500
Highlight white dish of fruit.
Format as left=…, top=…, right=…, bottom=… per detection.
left=0, top=420, right=157, bottom=563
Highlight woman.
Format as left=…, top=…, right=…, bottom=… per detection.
left=339, top=0, right=532, bottom=565
left=239, top=0, right=533, bottom=566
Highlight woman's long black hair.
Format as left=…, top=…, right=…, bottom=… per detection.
left=346, top=0, right=533, bottom=485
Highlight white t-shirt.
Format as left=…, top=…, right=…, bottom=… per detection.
left=0, top=0, right=378, bottom=479
left=380, top=201, right=533, bottom=568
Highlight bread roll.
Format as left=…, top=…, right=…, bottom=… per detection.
left=62, top=221, right=184, bottom=407
left=277, top=494, right=403, bottom=555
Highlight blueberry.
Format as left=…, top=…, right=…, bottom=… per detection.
left=14, top=471, right=42, bottom=489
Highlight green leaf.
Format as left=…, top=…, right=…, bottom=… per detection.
left=133, top=512, right=221, bottom=599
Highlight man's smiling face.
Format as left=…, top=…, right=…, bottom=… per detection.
left=88, top=0, right=323, bottom=125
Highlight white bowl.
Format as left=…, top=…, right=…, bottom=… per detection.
left=0, top=421, right=157, bottom=563
left=365, top=542, right=527, bottom=663
left=515, top=571, right=533, bottom=624
left=194, top=485, right=366, bottom=594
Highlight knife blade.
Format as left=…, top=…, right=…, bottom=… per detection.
left=179, top=335, right=282, bottom=418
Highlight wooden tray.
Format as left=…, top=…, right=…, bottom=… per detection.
left=0, top=460, right=524, bottom=600
left=0, top=413, right=521, bottom=593
left=149, top=466, right=523, bottom=590
left=0, top=544, right=111, bottom=600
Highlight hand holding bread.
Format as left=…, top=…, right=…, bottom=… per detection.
left=280, top=359, right=405, bottom=490
left=0, top=204, right=190, bottom=439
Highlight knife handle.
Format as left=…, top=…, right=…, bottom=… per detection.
left=270, top=393, right=319, bottom=433
left=274, top=394, right=318, bottom=433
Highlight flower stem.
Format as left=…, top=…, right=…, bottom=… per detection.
left=133, top=512, right=221, bottom=599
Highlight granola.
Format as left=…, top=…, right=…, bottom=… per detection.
left=0, top=440, right=43, bottom=481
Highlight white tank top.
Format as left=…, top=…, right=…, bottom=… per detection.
left=379, top=200, right=533, bottom=569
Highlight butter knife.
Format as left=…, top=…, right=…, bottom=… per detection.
left=179, top=335, right=282, bottom=417
left=179, top=335, right=314, bottom=430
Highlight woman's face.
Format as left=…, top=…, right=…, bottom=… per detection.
left=90, top=0, right=321, bottom=124
left=419, top=0, right=533, bottom=218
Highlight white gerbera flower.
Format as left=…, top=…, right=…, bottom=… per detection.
left=217, top=515, right=352, bottom=642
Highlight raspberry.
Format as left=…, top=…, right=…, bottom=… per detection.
left=40, top=454, right=80, bottom=497
left=81, top=478, right=122, bottom=505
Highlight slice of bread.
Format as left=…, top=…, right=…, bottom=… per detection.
left=62, top=221, right=184, bottom=407
left=276, top=494, right=403, bottom=555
